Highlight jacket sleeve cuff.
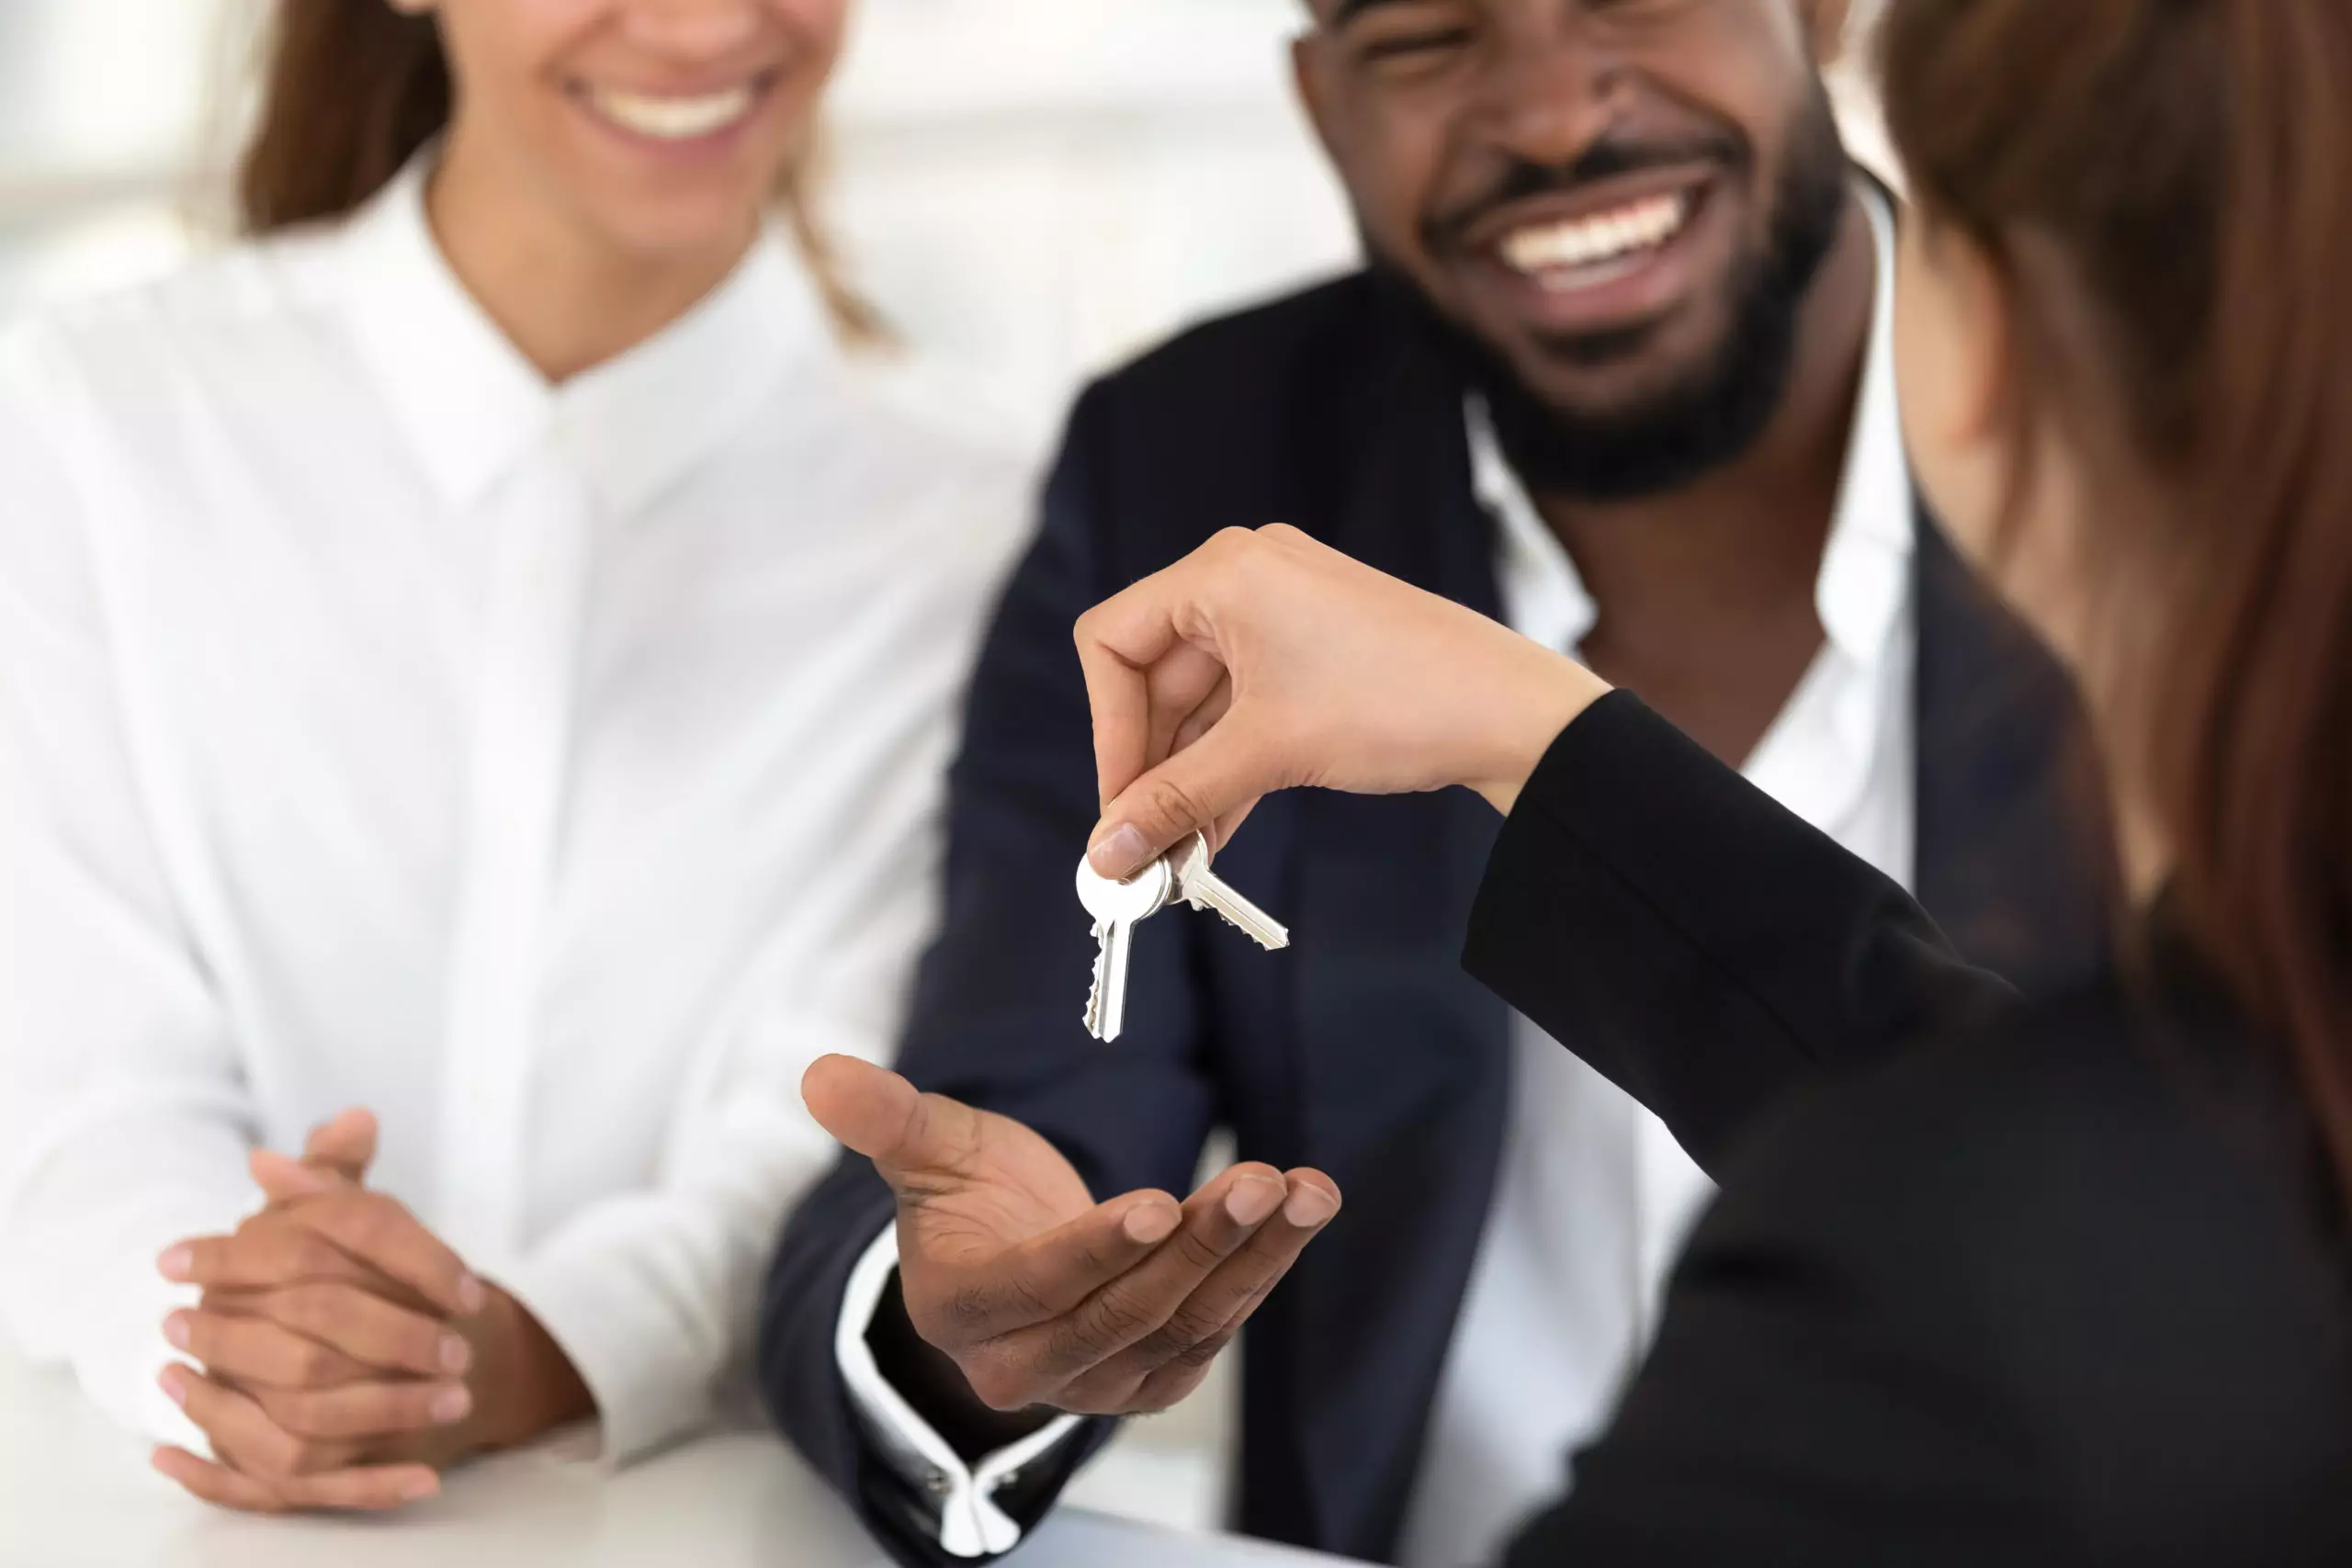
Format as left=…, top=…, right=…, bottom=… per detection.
left=836, top=1225, right=1082, bottom=1559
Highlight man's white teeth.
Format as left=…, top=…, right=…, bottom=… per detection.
left=587, top=84, right=756, bottom=141
left=1500, top=192, right=1691, bottom=285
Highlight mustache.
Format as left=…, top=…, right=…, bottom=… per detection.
left=1420, top=133, right=1747, bottom=254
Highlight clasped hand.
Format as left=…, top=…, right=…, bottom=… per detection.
left=152, top=1111, right=496, bottom=1513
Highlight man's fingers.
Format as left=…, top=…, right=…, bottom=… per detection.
left=910, top=1190, right=1182, bottom=1359
left=984, top=1165, right=1289, bottom=1395
left=1067, top=1168, right=1340, bottom=1413
left=167, top=1308, right=374, bottom=1390
left=242, top=1377, right=472, bottom=1442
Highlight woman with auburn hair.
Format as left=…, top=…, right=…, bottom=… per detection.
left=810, top=0, right=2352, bottom=1560
left=0, top=0, right=1025, bottom=1515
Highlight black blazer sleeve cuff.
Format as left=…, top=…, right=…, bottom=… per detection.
left=1464, top=692, right=2015, bottom=1174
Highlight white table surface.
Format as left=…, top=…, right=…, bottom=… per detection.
left=0, top=1349, right=1352, bottom=1568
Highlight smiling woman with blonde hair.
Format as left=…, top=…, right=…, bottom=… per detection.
left=0, top=0, right=1025, bottom=1517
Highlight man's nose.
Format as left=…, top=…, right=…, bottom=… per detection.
left=1469, top=25, right=1617, bottom=172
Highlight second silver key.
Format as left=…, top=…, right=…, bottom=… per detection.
left=1076, top=856, right=1175, bottom=1042
left=1168, top=832, right=1290, bottom=951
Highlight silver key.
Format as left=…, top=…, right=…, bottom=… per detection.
left=1075, top=856, right=1175, bottom=1043
left=1168, top=832, right=1290, bottom=951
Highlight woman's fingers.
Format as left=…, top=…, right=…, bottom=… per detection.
left=1088, top=713, right=1282, bottom=880
left=240, top=1376, right=472, bottom=1442
left=1074, top=527, right=1259, bottom=807
left=161, top=1364, right=350, bottom=1482
left=152, top=1445, right=291, bottom=1513
left=152, top=1445, right=439, bottom=1514
left=164, top=1193, right=483, bottom=1320
left=257, top=1282, right=469, bottom=1378
left=166, top=1307, right=374, bottom=1389
left=273, top=1191, right=484, bottom=1318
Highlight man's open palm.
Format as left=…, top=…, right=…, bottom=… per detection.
left=803, top=1055, right=1340, bottom=1416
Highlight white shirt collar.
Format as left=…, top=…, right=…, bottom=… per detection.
left=336, top=150, right=837, bottom=516
left=1475, top=181, right=1911, bottom=667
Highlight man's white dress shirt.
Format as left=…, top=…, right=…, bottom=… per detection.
left=840, top=183, right=1909, bottom=1563
left=1397, top=185, right=1913, bottom=1568
left=0, top=156, right=1029, bottom=1465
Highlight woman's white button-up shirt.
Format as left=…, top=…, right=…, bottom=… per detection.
left=0, top=157, right=1031, bottom=1464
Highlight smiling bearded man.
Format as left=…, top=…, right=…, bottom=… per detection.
left=757, top=4, right=2118, bottom=1566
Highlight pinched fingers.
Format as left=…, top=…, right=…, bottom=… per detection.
left=959, top=1164, right=1294, bottom=1414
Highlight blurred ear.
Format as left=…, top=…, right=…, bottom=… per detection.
left=1292, top=34, right=1343, bottom=169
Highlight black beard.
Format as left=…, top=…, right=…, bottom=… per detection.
left=1387, top=84, right=1854, bottom=505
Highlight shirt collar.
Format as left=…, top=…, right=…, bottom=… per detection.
left=337, top=150, right=837, bottom=517
left=1476, top=180, right=1912, bottom=665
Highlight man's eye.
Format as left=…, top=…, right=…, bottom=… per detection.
left=1356, top=27, right=1476, bottom=65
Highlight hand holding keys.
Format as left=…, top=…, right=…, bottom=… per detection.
left=1076, top=830, right=1289, bottom=1043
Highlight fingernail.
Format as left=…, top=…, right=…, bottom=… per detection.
left=456, top=1275, right=488, bottom=1315
left=1283, top=1186, right=1340, bottom=1228
left=439, top=1335, right=472, bottom=1375
left=164, top=1313, right=191, bottom=1351
left=1123, top=1201, right=1179, bottom=1245
left=1090, top=825, right=1152, bottom=881
left=156, top=1246, right=193, bottom=1282
left=1225, top=1178, right=1283, bottom=1227
left=431, top=1385, right=472, bottom=1425
left=157, top=1367, right=187, bottom=1407
left=401, top=1472, right=440, bottom=1502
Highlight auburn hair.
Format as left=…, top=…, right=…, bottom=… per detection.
left=234, top=0, right=884, bottom=344
left=1882, top=0, right=2352, bottom=1185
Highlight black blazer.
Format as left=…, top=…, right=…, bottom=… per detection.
left=757, top=272, right=2116, bottom=1565
left=1473, top=694, right=2352, bottom=1567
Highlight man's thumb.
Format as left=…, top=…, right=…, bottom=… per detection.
left=804, top=1055, right=926, bottom=1164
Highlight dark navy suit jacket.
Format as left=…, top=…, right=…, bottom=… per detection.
left=757, top=271, right=2116, bottom=1566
